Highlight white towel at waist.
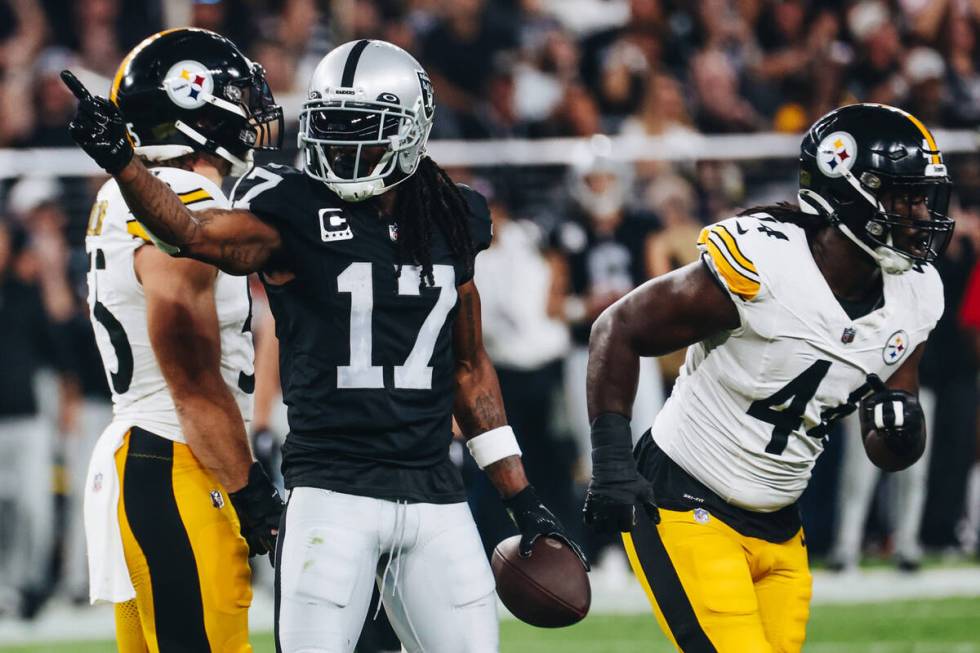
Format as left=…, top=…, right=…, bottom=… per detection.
left=84, top=421, right=135, bottom=604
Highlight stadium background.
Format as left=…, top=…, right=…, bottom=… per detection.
left=0, top=0, right=979, bottom=650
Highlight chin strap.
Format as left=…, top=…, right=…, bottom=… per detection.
left=836, top=224, right=913, bottom=274
left=799, top=188, right=913, bottom=275
left=174, top=120, right=251, bottom=177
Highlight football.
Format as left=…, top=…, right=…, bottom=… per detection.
left=491, top=534, right=591, bottom=628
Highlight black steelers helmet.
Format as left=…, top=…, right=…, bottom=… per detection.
left=110, top=28, right=283, bottom=175
left=798, top=103, right=954, bottom=273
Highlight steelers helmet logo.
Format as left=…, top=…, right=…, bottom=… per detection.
left=882, top=330, right=909, bottom=365
left=164, top=60, right=214, bottom=109
left=816, top=131, right=857, bottom=178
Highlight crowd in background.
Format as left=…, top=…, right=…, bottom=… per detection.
left=0, top=0, right=979, bottom=624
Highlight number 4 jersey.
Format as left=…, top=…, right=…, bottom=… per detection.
left=651, top=213, right=943, bottom=512
left=86, top=168, right=254, bottom=443
left=230, top=164, right=492, bottom=503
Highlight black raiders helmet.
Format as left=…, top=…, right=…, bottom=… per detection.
left=798, top=103, right=954, bottom=273
left=110, top=28, right=283, bottom=175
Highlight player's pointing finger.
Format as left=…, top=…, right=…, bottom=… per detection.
left=60, top=70, right=92, bottom=102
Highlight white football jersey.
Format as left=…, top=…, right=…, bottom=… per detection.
left=651, top=214, right=943, bottom=511
left=85, top=167, right=254, bottom=442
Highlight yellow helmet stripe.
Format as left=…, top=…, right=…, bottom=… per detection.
left=110, top=28, right=183, bottom=104
left=901, top=109, right=942, bottom=165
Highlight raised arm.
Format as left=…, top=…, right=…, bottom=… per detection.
left=583, top=260, right=739, bottom=533
left=453, top=280, right=586, bottom=563
left=116, top=158, right=281, bottom=274
left=61, top=70, right=280, bottom=275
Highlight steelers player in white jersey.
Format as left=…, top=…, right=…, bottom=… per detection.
left=583, top=103, right=954, bottom=652
left=72, top=29, right=284, bottom=652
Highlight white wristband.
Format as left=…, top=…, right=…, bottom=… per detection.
left=466, top=426, right=522, bottom=469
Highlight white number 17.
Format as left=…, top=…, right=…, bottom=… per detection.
left=336, top=262, right=456, bottom=390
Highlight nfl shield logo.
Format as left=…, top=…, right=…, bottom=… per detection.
left=389, top=223, right=399, bottom=242
left=841, top=327, right=856, bottom=344
left=693, top=508, right=710, bottom=524
left=210, top=490, right=224, bottom=509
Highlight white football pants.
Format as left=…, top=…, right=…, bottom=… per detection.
left=0, top=414, right=53, bottom=593
left=275, top=487, right=498, bottom=653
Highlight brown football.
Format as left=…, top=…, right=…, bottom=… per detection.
left=491, top=534, right=591, bottom=628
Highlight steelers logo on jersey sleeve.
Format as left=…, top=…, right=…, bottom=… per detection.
left=883, top=330, right=909, bottom=365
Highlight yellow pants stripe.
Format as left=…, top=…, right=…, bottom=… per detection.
left=624, top=508, right=811, bottom=653
left=115, top=427, right=252, bottom=653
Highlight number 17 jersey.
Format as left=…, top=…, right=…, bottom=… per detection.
left=231, top=164, right=492, bottom=503
left=651, top=214, right=943, bottom=512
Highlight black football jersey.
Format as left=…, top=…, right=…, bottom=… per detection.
left=231, top=164, right=492, bottom=503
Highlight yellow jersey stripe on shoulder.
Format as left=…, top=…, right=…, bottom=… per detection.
left=698, top=227, right=761, bottom=300
left=125, top=219, right=152, bottom=243
left=713, top=225, right=756, bottom=275
left=177, top=188, right=213, bottom=206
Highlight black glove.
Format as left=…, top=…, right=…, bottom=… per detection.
left=503, top=485, right=589, bottom=570
left=61, top=70, right=134, bottom=174
left=583, top=413, right=659, bottom=534
left=250, top=427, right=279, bottom=481
left=229, top=462, right=285, bottom=560
left=860, top=374, right=925, bottom=456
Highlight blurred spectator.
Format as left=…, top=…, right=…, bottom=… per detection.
left=694, top=159, right=744, bottom=222
left=550, top=158, right=663, bottom=456
left=941, top=10, right=980, bottom=127
left=73, top=0, right=123, bottom=79
left=0, top=209, right=73, bottom=618
left=904, top=47, right=946, bottom=126
left=846, top=1, right=907, bottom=106
left=921, top=208, right=980, bottom=549
left=957, top=257, right=980, bottom=556
left=619, top=71, right=693, bottom=139
left=421, top=0, right=517, bottom=118
left=531, top=82, right=602, bottom=137
left=691, top=47, right=762, bottom=132
left=3, top=48, right=79, bottom=147
left=644, top=173, right=701, bottom=391
left=189, top=0, right=254, bottom=53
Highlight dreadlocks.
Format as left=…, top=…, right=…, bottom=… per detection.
left=393, top=156, right=476, bottom=287
left=739, top=201, right=825, bottom=237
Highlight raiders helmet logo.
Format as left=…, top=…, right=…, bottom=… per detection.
left=417, top=71, right=434, bottom=120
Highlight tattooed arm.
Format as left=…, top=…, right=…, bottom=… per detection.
left=452, top=280, right=529, bottom=498
left=115, top=159, right=281, bottom=275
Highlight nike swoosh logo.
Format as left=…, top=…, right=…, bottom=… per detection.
left=735, top=222, right=747, bottom=235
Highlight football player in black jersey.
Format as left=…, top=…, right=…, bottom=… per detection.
left=64, top=39, right=585, bottom=653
